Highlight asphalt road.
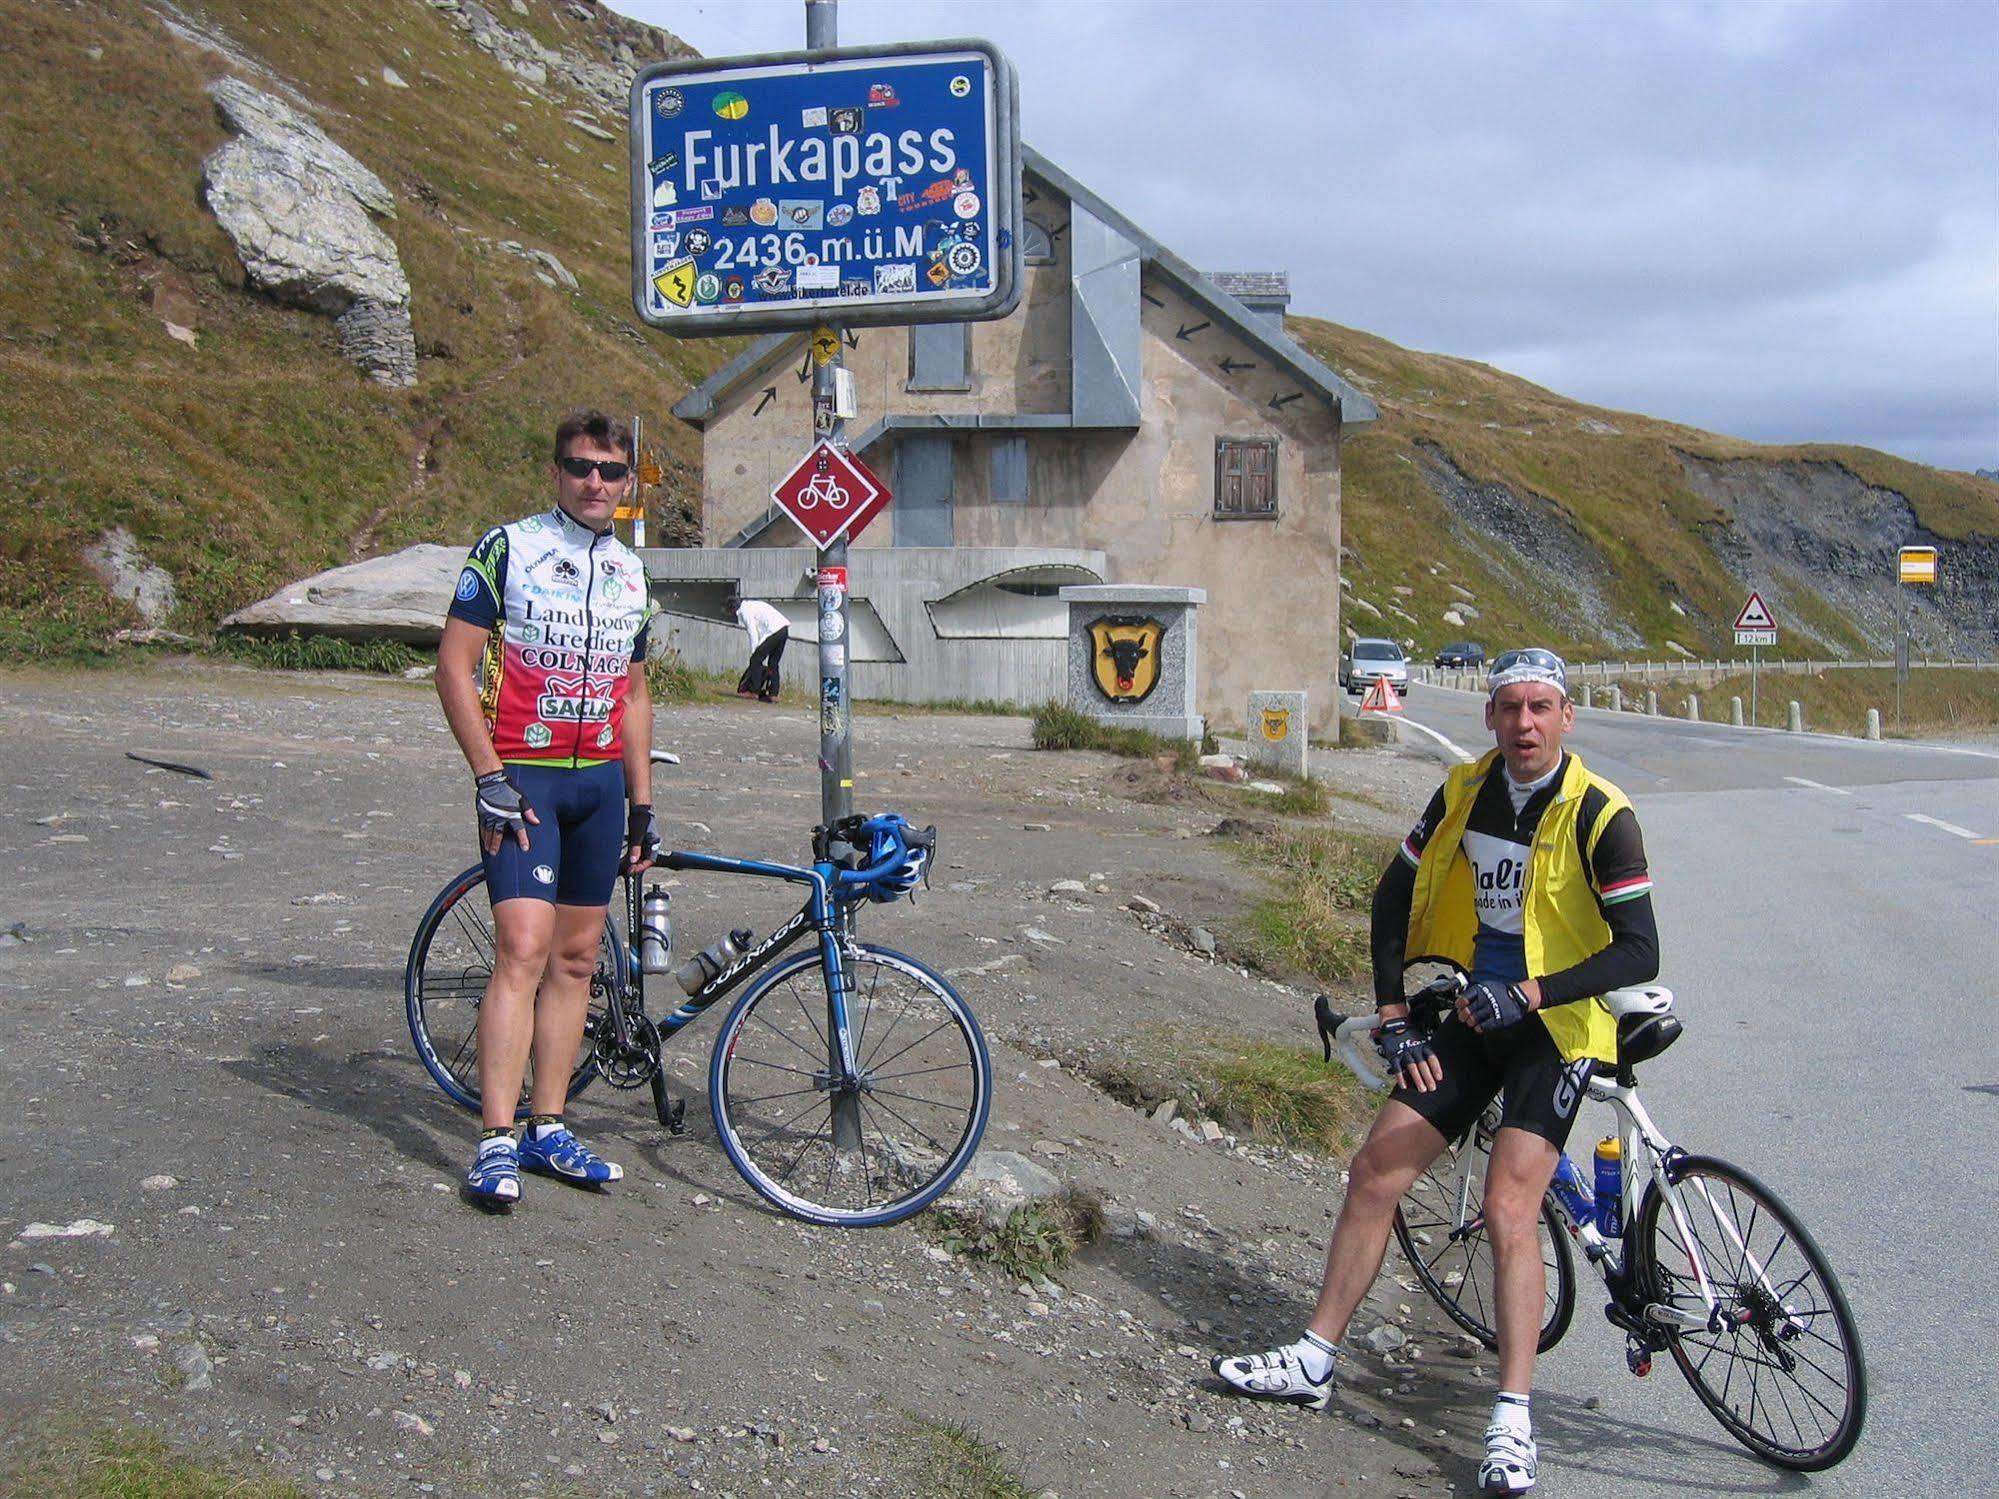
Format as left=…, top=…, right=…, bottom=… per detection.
left=1384, top=685, right=1999, bottom=1498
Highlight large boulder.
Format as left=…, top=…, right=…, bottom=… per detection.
left=201, top=78, right=415, bottom=386
left=221, top=544, right=462, bottom=644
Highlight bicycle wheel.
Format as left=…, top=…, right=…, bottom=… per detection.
left=710, top=943, right=991, bottom=1227
left=1634, top=1155, right=1866, bottom=1471
left=1393, top=1124, right=1576, bottom=1354
left=404, top=865, right=621, bottom=1115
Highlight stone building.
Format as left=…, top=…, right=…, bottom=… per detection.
left=663, top=147, right=1375, bottom=731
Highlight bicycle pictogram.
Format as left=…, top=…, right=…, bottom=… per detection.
left=797, top=467, right=852, bottom=511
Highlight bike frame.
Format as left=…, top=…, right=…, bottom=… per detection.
left=1333, top=1007, right=1799, bottom=1343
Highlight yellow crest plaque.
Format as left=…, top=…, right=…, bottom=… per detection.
left=1088, top=615, right=1163, bottom=705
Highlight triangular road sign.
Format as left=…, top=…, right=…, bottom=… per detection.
left=1359, top=678, right=1404, bottom=715
left=1734, top=592, right=1777, bottom=631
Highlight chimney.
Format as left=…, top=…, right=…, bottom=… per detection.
left=1207, top=271, right=1290, bottom=337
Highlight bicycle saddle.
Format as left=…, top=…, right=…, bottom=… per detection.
left=1605, top=986, right=1681, bottom=1066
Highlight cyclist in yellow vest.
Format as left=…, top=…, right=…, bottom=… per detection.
left=1215, top=648, right=1658, bottom=1495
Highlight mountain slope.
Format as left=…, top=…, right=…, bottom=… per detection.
left=1293, top=319, right=1999, bottom=660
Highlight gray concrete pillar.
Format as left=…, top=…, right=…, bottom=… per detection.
left=1606, top=684, right=1623, bottom=711
left=1646, top=689, right=1658, bottom=715
left=1580, top=684, right=1593, bottom=709
left=1787, top=700, right=1803, bottom=732
left=1686, top=694, right=1700, bottom=721
left=1730, top=696, right=1744, bottom=726
left=1246, top=691, right=1308, bottom=777
left=1865, top=708, right=1881, bottom=740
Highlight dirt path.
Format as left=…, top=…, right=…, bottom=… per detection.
left=0, top=662, right=1498, bottom=1498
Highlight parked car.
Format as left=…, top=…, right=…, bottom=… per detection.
left=1339, top=637, right=1410, bottom=696
left=1433, top=641, right=1486, bottom=670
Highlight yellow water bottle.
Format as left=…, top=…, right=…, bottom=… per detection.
left=1593, top=1135, right=1623, bottom=1238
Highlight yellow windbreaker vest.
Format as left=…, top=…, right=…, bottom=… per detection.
left=1405, top=749, right=1632, bottom=1063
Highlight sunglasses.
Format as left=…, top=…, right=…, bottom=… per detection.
left=558, top=456, right=631, bottom=482
left=1490, top=648, right=1566, bottom=676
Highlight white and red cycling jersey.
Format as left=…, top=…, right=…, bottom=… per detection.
left=447, top=507, right=654, bottom=766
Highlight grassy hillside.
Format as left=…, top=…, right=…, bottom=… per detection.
left=1292, top=318, right=1999, bottom=660
left=0, top=0, right=725, bottom=657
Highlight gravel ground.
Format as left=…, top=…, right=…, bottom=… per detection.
left=0, top=661, right=1494, bottom=1498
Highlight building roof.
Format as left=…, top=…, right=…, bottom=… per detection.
left=674, top=147, right=1376, bottom=429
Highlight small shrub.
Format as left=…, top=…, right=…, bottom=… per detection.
left=1226, top=824, right=1397, bottom=985
left=911, top=1417, right=1032, bottom=1499
left=1262, top=774, right=1330, bottom=818
left=926, top=1189, right=1105, bottom=1282
left=212, top=632, right=425, bottom=674
left=1030, top=700, right=1197, bottom=768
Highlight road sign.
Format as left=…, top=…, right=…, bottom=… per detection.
left=1734, top=628, right=1777, bottom=647
left=1358, top=678, right=1404, bottom=715
left=1898, top=546, right=1937, bottom=585
left=770, top=441, right=890, bottom=549
left=630, top=41, right=1022, bottom=334
left=1734, top=592, right=1777, bottom=631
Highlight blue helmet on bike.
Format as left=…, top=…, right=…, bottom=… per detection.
left=858, top=813, right=929, bottom=899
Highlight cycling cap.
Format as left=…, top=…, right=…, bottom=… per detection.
left=1488, top=647, right=1569, bottom=699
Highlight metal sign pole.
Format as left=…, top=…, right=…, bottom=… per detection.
left=1750, top=642, right=1759, bottom=727
left=805, top=0, right=861, bottom=1155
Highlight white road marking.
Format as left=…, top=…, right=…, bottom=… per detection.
left=1784, top=776, right=1853, bottom=795
left=1394, top=716, right=1475, bottom=763
left=1905, top=814, right=1981, bottom=840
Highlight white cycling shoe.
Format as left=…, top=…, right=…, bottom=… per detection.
left=1479, top=1423, right=1538, bottom=1494
left=1211, top=1344, right=1334, bottom=1411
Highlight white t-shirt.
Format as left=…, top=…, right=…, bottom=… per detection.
left=735, top=599, right=788, bottom=651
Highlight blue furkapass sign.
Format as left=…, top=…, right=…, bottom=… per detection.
left=629, top=41, right=1020, bottom=333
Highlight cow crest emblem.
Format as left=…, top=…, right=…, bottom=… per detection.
left=1259, top=708, right=1291, bottom=741
left=1088, top=615, right=1163, bottom=705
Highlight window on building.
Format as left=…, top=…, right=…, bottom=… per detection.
left=1021, top=218, right=1055, bottom=264
left=1214, top=437, right=1279, bottom=519
left=990, top=436, right=1028, bottom=503
left=907, top=323, right=970, bottom=392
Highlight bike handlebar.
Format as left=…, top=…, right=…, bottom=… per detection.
left=1314, top=973, right=1466, bottom=1092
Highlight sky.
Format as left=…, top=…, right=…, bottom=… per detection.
left=608, top=0, right=1999, bottom=475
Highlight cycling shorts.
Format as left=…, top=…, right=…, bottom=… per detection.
left=1390, top=1014, right=1596, bottom=1149
left=481, top=760, right=626, bottom=908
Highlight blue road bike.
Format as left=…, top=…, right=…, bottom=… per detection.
left=406, top=760, right=992, bottom=1227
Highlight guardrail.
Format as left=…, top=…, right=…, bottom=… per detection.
left=1413, top=657, right=1997, bottom=692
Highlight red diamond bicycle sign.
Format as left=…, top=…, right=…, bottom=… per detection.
left=770, top=441, right=890, bottom=550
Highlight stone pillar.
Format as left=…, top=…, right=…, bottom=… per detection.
left=1865, top=708, right=1881, bottom=740
left=1686, top=694, right=1700, bottom=721
left=1061, top=585, right=1206, bottom=742
left=1579, top=684, right=1593, bottom=709
left=1730, top=696, right=1744, bottom=726
left=1606, top=684, right=1623, bottom=712
left=1788, top=700, right=1803, bottom=733
left=1246, top=691, right=1308, bottom=777
left=1646, top=689, right=1658, bottom=715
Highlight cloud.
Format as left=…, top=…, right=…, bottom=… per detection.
left=613, top=0, right=1998, bottom=471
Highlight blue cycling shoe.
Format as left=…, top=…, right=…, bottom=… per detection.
left=518, top=1124, right=623, bottom=1186
left=464, top=1137, right=521, bottom=1205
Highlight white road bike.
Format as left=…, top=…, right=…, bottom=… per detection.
left=1315, top=976, right=1866, bottom=1472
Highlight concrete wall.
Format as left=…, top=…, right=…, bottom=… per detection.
left=639, top=546, right=1105, bottom=707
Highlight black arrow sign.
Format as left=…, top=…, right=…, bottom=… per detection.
left=1049, top=220, right=1068, bottom=240
left=753, top=386, right=777, bottom=416
left=1023, top=186, right=1039, bottom=204
left=1269, top=391, right=1303, bottom=410
left=1140, top=290, right=1166, bottom=309
left=1175, top=320, right=1210, bottom=341
left=843, top=329, right=859, bottom=349
left=796, top=353, right=812, bottom=384
left=1219, top=356, right=1256, bottom=374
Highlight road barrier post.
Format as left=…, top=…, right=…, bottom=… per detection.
left=1788, top=700, right=1803, bottom=733
left=1686, top=694, right=1700, bottom=721
left=1646, top=689, right=1658, bottom=715
left=1730, top=696, right=1744, bottom=726
left=1865, top=708, right=1881, bottom=741
left=1607, top=684, right=1623, bottom=711
left=1580, top=684, right=1593, bottom=709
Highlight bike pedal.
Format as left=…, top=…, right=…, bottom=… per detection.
left=1625, top=1338, right=1652, bottom=1377
left=665, top=1099, right=688, bottom=1136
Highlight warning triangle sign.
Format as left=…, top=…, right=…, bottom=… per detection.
left=1359, top=678, right=1404, bottom=715
left=1733, top=592, right=1777, bottom=631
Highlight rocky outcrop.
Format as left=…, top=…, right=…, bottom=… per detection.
left=220, top=544, right=461, bottom=643
left=1414, top=441, right=1643, bottom=649
left=1680, top=455, right=1999, bottom=657
left=200, top=78, right=415, bottom=386
left=84, top=528, right=178, bottom=625
left=424, top=0, right=677, bottom=112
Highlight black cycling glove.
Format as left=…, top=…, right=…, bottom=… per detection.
left=1375, top=1017, right=1435, bottom=1083
left=474, top=770, right=533, bottom=839
left=1463, top=978, right=1531, bottom=1033
left=626, top=803, right=660, bottom=863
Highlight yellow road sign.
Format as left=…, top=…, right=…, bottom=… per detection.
left=651, top=258, right=697, bottom=308
left=1898, top=546, right=1937, bottom=585
left=810, top=326, right=840, bottom=366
